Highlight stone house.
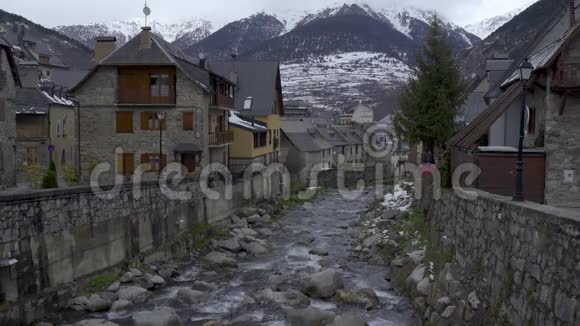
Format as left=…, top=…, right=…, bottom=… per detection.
left=0, top=36, right=21, bottom=189
left=208, top=61, right=284, bottom=173
left=15, top=85, right=76, bottom=185
left=280, top=118, right=333, bottom=184
left=69, top=28, right=234, bottom=184
left=449, top=3, right=580, bottom=207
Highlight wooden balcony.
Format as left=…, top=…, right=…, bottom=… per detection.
left=208, top=130, right=234, bottom=146
left=210, top=92, right=234, bottom=110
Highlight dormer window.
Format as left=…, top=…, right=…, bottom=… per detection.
left=243, top=97, right=253, bottom=110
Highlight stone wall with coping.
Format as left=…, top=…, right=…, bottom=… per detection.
left=0, top=172, right=284, bottom=324
left=429, top=189, right=580, bottom=325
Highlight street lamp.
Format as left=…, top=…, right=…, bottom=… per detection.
left=513, top=58, right=534, bottom=202
left=156, top=112, right=166, bottom=178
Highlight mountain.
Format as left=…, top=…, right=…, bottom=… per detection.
left=239, top=4, right=479, bottom=110
left=461, top=0, right=565, bottom=78
left=184, top=13, right=285, bottom=60
left=464, top=2, right=536, bottom=39
left=54, top=19, right=214, bottom=49
left=251, top=4, right=478, bottom=61
left=0, top=9, right=92, bottom=70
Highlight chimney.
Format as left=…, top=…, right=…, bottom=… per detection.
left=140, top=26, right=152, bottom=49
left=94, top=36, right=117, bottom=63
left=571, top=0, right=576, bottom=27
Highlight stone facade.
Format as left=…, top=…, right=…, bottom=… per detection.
left=73, top=67, right=209, bottom=184
left=429, top=189, right=580, bottom=326
left=0, top=47, right=17, bottom=188
left=544, top=71, right=580, bottom=207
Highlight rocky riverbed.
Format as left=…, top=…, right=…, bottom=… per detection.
left=45, top=189, right=419, bottom=326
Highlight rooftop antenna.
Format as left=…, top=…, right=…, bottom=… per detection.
left=143, top=1, right=151, bottom=26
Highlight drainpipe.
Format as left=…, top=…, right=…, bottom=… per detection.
left=70, top=99, right=81, bottom=181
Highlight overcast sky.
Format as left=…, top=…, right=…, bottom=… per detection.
left=2, top=0, right=536, bottom=28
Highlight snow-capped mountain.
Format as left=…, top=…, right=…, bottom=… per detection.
left=464, top=1, right=536, bottom=39
left=54, top=18, right=213, bottom=48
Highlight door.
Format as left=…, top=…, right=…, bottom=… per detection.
left=182, top=154, right=196, bottom=174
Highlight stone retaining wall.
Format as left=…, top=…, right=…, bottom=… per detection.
left=429, top=189, right=580, bottom=325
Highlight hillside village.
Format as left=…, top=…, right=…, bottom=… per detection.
left=0, top=0, right=579, bottom=326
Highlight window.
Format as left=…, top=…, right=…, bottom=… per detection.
left=141, top=153, right=167, bottom=172
left=150, top=74, right=169, bottom=97
left=140, top=112, right=166, bottom=130
left=243, top=97, right=253, bottom=110
left=527, top=107, right=536, bottom=135
left=62, top=119, right=67, bottom=137
left=253, top=132, right=268, bottom=148
left=26, top=147, right=38, bottom=166
left=117, top=153, right=134, bottom=175
left=183, top=112, right=194, bottom=130
left=116, top=111, right=134, bottom=133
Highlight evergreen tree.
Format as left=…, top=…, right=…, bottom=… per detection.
left=394, top=16, right=465, bottom=164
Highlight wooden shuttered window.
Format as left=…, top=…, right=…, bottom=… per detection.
left=116, top=153, right=134, bottom=175
left=140, top=112, right=167, bottom=130
left=116, top=111, right=134, bottom=133
left=183, top=112, right=194, bottom=130
left=140, top=153, right=167, bottom=172
left=528, top=107, right=536, bottom=135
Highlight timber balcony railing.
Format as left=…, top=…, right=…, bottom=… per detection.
left=210, top=92, right=234, bottom=109
left=208, top=130, right=234, bottom=146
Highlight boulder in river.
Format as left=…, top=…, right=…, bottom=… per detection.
left=119, top=272, right=134, bottom=283
left=117, top=286, right=151, bottom=303
left=246, top=214, right=261, bottom=224
left=74, top=319, right=118, bottom=326
left=335, top=288, right=380, bottom=310
left=132, top=307, right=181, bottom=326
left=300, top=268, right=344, bottom=298
left=216, top=238, right=241, bottom=252
left=309, top=248, right=329, bottom=256
left=257, top=288, right=310, bottom=307
left=176, top=288, right=208, bottom=304
left=328, top=313, right=368, bottom=326
left=239, top=240, right=268, bottom=256
left=287, top=308, right=337, bottom=326
left=203, top=251, right=238, bottom=268
left=87, top=293, right=111, bottom=312
left=110, top=299, right=132, bottom=312
left=238, top=207, right=258, bottom=217
left=107, top=282, right=120, bottom=292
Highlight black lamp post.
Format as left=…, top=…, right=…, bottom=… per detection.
left=513, top=58, right=534, bottom=202
left=156, top=112, right=166, bottom=178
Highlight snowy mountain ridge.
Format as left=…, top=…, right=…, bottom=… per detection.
left=464, top=1, right=537, bottom=39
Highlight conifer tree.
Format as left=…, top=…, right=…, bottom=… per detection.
left=394, top=16, right=465, bottom=164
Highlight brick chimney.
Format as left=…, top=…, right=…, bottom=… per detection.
left=140, top=26, right=152, bottom=49
left=94, top=36, right=117, bottom=63
left=571, top=0, right=576, bottom=27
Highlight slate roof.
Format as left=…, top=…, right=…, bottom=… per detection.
left=486, top=0, right=580, bottom=98
left=281, top=118, right=333, bottom=152
left=71, top=29, right=215, bottom=93
left=16, top=87, right=73, bottom=115
left=208, top=61, right=282, bottom=116
left=50, top=70, right=90, bottom=89
left=332, top=126, right=364, bottom=145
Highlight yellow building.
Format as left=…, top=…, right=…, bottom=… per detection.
left=208, top=61, right=284, bottom=174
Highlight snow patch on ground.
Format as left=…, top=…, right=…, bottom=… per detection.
left=382, top=182, right=414, bottom=212
left=281, top=51, right=412, bottom=110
